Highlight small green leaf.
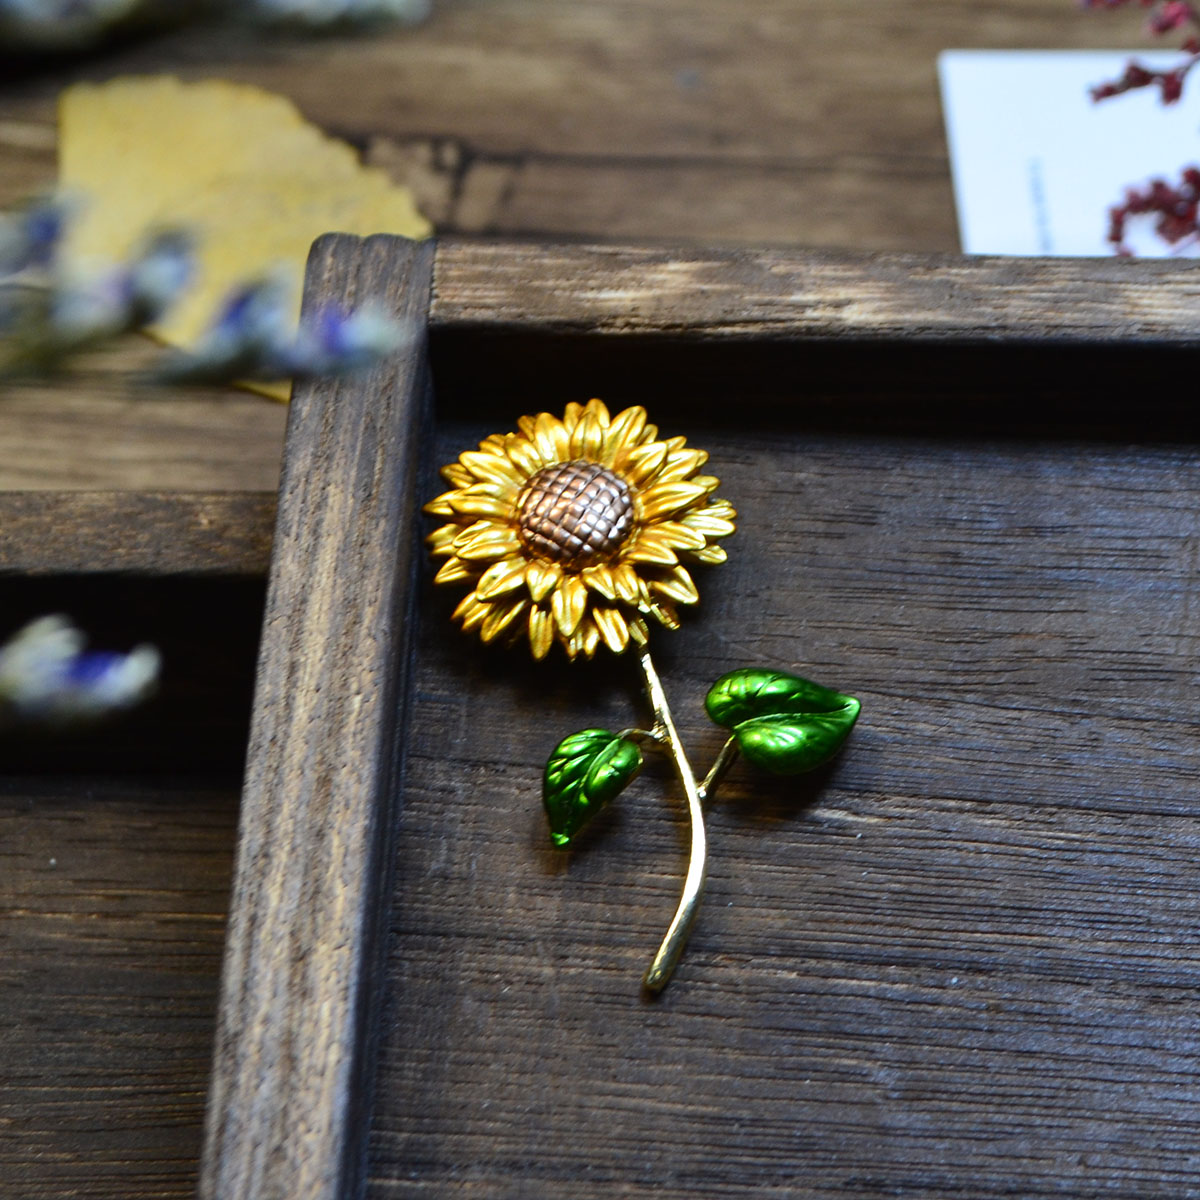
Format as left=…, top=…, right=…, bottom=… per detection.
left=543, top=729, right=642, bottom=848
left=705, top=668, right=860, bottom=776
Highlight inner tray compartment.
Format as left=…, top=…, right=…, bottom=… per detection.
left=367, top=331, right=1200, bottom=1199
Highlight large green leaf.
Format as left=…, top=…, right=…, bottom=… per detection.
left=705, top=668, right=859, bottom=776
left=543, top=728, right=642, bottom=848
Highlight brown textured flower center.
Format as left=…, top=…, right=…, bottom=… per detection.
left=517, top=460, right=635, bottom=566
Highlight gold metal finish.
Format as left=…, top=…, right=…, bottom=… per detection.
left=424, top=399, right=736, bottom=660
left=632, top=627, right=708, bottom=993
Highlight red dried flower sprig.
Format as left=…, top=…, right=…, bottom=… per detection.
left=1106, top=166, right=1200, bottom=253
left=1082, top=1, right=1200, bottom=251
left=1084, top=0, right=1200, bottom=103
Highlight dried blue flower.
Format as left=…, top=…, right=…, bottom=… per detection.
left=3, top=226, right=195, bottom=372
left=0, top=0, right=141, bottom=47
left=0, top=194, right=72, bottom=277
left=0, top=615, right=160, bottom=723
left=153, top=271, right=295, bottom=384
left=283, top=304, right=412, bottom=377
left=118, top=228, right=197, bottom=327
left=249, top=0, right=430, bottom=28
left=155, top=272, right=410, bottom=386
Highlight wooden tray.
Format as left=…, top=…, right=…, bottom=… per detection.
left=198, top=236, right=1200, bottom=1200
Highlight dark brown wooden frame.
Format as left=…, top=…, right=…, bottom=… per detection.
left=16, top=236, right=1192, bottom=1200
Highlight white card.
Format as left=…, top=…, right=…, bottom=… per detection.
left=938, top=49, right=1200, bottom=256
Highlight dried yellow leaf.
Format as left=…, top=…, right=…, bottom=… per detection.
left=58, top=75, right=431, bottom=399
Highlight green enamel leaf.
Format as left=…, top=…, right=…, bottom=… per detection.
left=705, top=668, right=860, bottom=776
left=543, top=729, right=642, bottom=848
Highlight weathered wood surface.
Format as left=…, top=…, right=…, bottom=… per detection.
left=367, top=409, right=1200, bottom=1200
left=432, top=241, right=1200, bottom=341
left=0, top=0, right=1168, bottom=250
left=0, top=779, right=239, bottom=1200
left=199, top=236, right=434, bottom=1200
left=0, top=491, right=274, bottom=575
left=0, top=0, right=1180, bottom=493
left=0, top=386, right=289, bottom=493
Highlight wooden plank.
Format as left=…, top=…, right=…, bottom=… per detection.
left=365, top=396, right=1200, bottom=1199
left=199, top=234, right=434, bottom=1200
left=435, top=153, right=956, bottom=250
left=0, top=386, right=288, bottom=493
left=0, top=0, right=1144, bottom=163
left=0, top=779, right=238, bottom=1200
left=0, top=491, right=275, bottom=576
left=430, top=241, right=1200, bottom=342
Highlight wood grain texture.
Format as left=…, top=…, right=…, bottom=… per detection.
left=198, top=235, right=434, bottom=1200
left=430, top=240, right=1200, bottom=342
left=0, top=778, right=239, bottom=1200
left=0, top=492, right=274, bottom=575
left=0, top=386, right=288, bottom=493
left=0, top=0, right=1190, bottom=493
left=0, top=0, right=1169, bottom=251
left=365, top=417, right=1200, bottom=1200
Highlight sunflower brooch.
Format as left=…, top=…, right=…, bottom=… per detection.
left=427, top=399, right=860, bottom=992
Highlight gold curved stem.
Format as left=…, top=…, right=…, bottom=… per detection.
left=634, top=635, right=706, bottom=993
left=698, top=736, right=739, bottom=805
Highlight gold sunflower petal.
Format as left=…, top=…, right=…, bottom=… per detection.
left=449, top=492, right=513, bottom=520
left=562, top=401, right=585, bottom=429
left=504, top=432, right=545, bottom=476
left=441, top=463, right=474, bottom=488
left=638, top=480, right=711, bottom=522
left=650, top=520, right=707, bottom=551
left=569, top=410, right=605, bottom=461
left=583, top=398, right=611, bottom=426
left=461, top=607, right=489, bottom=635
left=593, top=606, right=630, bottom=653
left=451, top=519, right=499, bottom=548
left=423, top=490, right=458, bottom=516
left=611, top=562, right=642, bottom=604
left=460, top=450, right=525, bottom=487
left=654, top=447, right=709, bottom=483
left=532, top=411, right=570, bottom=464
left=551, top=573, right=587, bottom=637
left=602, top=406, right=648, bottom=462
left=476, top=556, right=527, bottom=601
left=434, top=557, right=475, bottom=584
left=680, top=508, right=737, bottom=538
left=618, top=440, right=669, bottom=486
left=481, top=598, right=528, bottom=643
left=456, top=527, right=522, bottom=562
left=581, top=564, right=618, bottom=601
left=453, top=593, right=488, bottom=627
left=626, top=529, right=679, bottom=566
left=529, top=607, right=555, bottom=660
left=525, top=560, right=562, bottom=603
left=427, top=524, right=458, bottom=553
left=581, top=621, right=601, bottom=658
left=652, top=566, right=700, bottom=606
left=649, top=601, right=681, bottom=631
left=691, top=544, right=728, bottom=565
